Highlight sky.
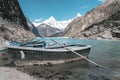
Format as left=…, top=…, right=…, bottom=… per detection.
left=18, top=0, right=105, bottom=23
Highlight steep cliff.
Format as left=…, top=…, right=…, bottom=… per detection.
left=62, top=0, right=120, bottom=40
left=0, top=0, right=35, bottom=41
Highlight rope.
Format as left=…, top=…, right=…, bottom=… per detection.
left=50, top=39, right=109, bottom=69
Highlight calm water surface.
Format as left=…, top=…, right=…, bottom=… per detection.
left=21, top=37, right=120, bottom=79
left=35, top=37, right=120, bottom=68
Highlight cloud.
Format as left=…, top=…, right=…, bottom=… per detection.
left=80, top=6, right=88, bottom=9
left=32, top=18, right=44, bottom=27
left=97, top=0, right=106, bottom=3
left=34, top=18, right=44, bottom=22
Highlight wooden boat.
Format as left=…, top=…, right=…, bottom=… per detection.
left=4, top=43, right=91, bottom=66
left=0, top=46, right=7, bottom=53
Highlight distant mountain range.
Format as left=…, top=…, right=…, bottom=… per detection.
left=1, top=0, right=120, bottom=41
left=33, top=13, right=81, bottom=37
left=33, top=13, right=81, bottom=30
left=42, top=16, right=72, bottom=30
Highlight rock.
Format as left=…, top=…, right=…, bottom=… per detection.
left=0, top=0, right=36, bottom=41
left=37, top=23, right=60, bottom=37
left=26, top=18, right=41, bottom=37
left=61, top=0, right=120, bottom=40
left=4, top=61, right=16, bottom=67
left=100, top=30, right=113, bottom=39
left=112, top=30, right=120, bottom=38
left=0, top=0, right=29, bottom=30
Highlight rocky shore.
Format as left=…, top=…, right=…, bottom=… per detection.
left=0, top=67, right=37, bottom=80
left=0, top=40, right=120, bottom=80
left=16, top=60, right=120, bottom=80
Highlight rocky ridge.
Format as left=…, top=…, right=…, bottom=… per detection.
left=62, top=0, right=120, bottom=40
left=26, top=18, right=41, bottom=37
left=74, top=10, right=120, bottom=40
left=0, top=0, right=36, bottom=41
left=37, top=23, right=60, bottom=37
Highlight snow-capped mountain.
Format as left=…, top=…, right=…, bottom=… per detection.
left=42, top=16, right=72, bottom=30
left=33, top=13, right=81, bottom=30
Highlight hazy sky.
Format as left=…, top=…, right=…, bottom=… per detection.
left=18, top=0, right=105, bottom=22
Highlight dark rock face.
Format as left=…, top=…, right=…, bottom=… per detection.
left=62, top=0, right=120, bottom=40
left=74, top=10, right=120, bottom=40
left=26, top=18, right=41, bottom=37
left=0, top=0, right=29, bottom=30
left=0, top=0, right=35, bottom=41
left=112, top=30, right=120, bottom=38
left=37, top=24, right=60, bottom=37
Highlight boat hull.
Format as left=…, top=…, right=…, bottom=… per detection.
left=6, top=45, right=91, bottom=66
left=14, top=56, right=88, bottom=66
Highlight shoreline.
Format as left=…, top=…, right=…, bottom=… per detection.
left=76, top=38, right=120, bottom=42
left=15, top=60, right=118, bottom=80
left=0, top=37, right=120, bottom=80
left=0, top=67, right=38, bottom=80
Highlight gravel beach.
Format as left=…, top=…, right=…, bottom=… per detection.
left=16, top=60, right=120, bottom=80
left=0, top=67, right=38, bottom=80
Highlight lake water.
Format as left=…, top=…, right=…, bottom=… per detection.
left=19, top=37, right=120, bottom=79
left=34, top=37, right=120, bottom=68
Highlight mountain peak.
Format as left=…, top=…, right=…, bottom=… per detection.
left=76, top=13, right=81, bottom=17
left=48, top=16, right=56, bottom=22
left=33, top=14, right=82, bottom=30
left=42, top=16, right=72, bottom=30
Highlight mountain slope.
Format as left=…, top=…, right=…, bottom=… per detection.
left=62, top=0, right=120, bottom=38
left=74, top=10, right=120, bottom=40
left=37, top=23, right=60, bottom=37
left=26, top=18, right=41, bottom=37
left=0, top=0, right=35, bottom=41
left=33, top=14, right=81, bottom=30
